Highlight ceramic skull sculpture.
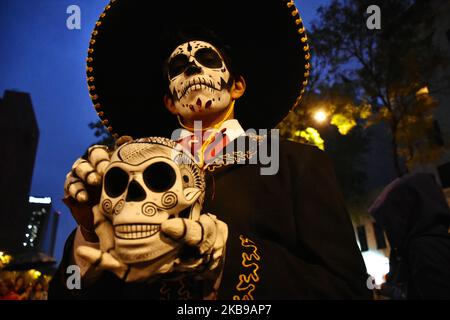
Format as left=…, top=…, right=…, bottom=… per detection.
left=97, top=137, right=205, bottom=265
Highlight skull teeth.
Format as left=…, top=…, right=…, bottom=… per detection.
left=181, top=78, right=217, bottom=99
left=114, top=224, right=161, bottom=240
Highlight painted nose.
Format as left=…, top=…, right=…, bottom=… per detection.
left=184, top=62, right=202, bottom=76
left=126, top=180, right=146, bottom=202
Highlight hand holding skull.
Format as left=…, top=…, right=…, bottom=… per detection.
left=63, top=136, right=133, bottom=242
left=75, top=137, right=228, bottom=283
left=161, top=213, right=228, bottom=272
left=63, top=145, right=111, bottom=242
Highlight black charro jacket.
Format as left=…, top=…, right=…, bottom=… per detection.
left=49, top=135, right=371, bottom=300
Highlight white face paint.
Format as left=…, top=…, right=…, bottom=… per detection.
left=167, top=40, right=232, bottom=119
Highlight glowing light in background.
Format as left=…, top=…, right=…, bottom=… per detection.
left=362, top=250, right=390, bottom=285
left=29, top=196, right=52, bottom=204
left=313, top=110, right=328, bottom=123
left=28, top=269, right=42, bottom=279
left=0, top=251, right=13, bottom=267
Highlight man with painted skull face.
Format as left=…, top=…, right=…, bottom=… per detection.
left=49, top=0, right=371, bottom=299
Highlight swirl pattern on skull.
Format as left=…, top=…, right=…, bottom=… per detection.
left=94, top=137, right=205, bottom=268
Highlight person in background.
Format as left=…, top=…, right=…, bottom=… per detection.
left=30, top=280, right=47, bottom=300
left=370, top=173, right=450, bottom=299
left=0, top=280, right=8, bottom=299
left=0, top=278, right=20, bottom=300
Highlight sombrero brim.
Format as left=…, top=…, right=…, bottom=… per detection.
left=87, top=0, right=310, bottom=138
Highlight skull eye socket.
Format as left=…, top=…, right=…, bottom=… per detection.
left=194, top=48, right=223, bottom=69
left=104, top=167, right=129, bottom=198
left=168, top=54, right=189, bottom=79
left=143, top=162, right=176, bottom=193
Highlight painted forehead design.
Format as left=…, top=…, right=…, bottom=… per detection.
left=170, top=40, right=222, bottom=59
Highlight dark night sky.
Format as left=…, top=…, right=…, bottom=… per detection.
left=0, top=0, right=330, bottom=262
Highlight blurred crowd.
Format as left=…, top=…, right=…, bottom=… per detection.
left=0, top=273, right=50, bottom=300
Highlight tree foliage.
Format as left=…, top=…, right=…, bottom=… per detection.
left=278, top=82, right=370, bottom=204
left=88, top=120, right=115, bottom=149
left=310, top=0, right=448, bottom=176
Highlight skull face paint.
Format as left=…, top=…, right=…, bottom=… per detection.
left=167, top=40, right=232, bottom=117
left=99, top=137, right=205, bottom=264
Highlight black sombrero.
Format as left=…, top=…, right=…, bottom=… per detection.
left=87, top=0, right=310, bottom=138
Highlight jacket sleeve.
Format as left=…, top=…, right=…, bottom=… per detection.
left=48, top=229, right=82, bottom=299
left=221, top=144, right=372, bottom=299
left=48, top=230, right=122, bottom=300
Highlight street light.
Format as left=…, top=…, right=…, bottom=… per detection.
left=313, top=110, right=328, bottom=124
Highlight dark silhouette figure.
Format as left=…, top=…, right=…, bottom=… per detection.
left=369, top=173, right=450, bottom=299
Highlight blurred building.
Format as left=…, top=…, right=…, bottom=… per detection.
left=0, top=90, right=39, bottom=255
left=24, top=196, right=60, bottom=257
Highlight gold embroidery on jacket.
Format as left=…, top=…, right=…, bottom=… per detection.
left=206, top=150, right=257, bottom=173
left=233, top=235, right=261, bottom=300
left=177, top=278, right=192, bottom=300
left=159, top=278, right=192, bottom=300
left=205, top=134, right=265, bottom=173
left=159, top=281, right=170, bottom=300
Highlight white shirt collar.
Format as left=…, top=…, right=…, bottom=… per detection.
left=175, top=119, right=246, bottom=143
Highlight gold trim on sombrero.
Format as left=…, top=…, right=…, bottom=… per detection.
left=86, top=0, right=119, bottom=135
left=86, top=0, right=310, bottom=135
left=285, top=0, right=310, bottom=115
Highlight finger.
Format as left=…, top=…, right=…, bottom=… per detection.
left=64, top=172, right=89, bottom=202
left=63, top=172, right=74, bottom=197
left=72, top=158, right=102, bottom=186
left=197, top=214, right=218, bottom=254
left=209, top=252, right=222, bottom=271
left=207, top=218, right=228, bottom=270
left=207, top=231, right=225, bottom=269
left=210, top=234, right=226, bottom=270
left=215, top=219, right=228, bottom=244
left=161, top=218, right=197, bottom=243
left=161, top=215, right=217, bottom=254
left=87, top=146, right=110, bottom=176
